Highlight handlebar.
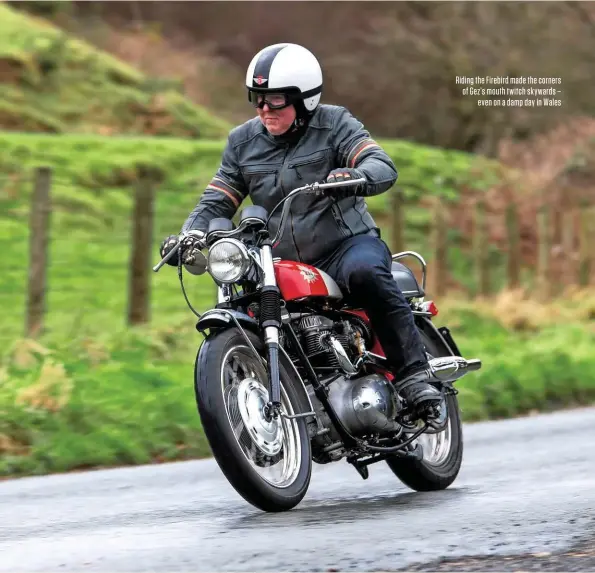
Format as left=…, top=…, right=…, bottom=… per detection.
left=152, top=177, right=366, bottom=272
left=269, top=177, right=366, bottom=245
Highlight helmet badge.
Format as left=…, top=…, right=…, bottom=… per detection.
left=253, top=75, right=268, bottom=86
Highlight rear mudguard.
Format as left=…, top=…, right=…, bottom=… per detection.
left=195, top=308, right=315, bottom=421
left=414, top=315, right=462, bottom=357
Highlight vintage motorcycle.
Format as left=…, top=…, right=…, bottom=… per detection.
left=153, top=178, right=482, bottom=513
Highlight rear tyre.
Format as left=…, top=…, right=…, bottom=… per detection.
left=194, top=327, right=312, bottom=512
left=386, top=328, right=464, bottom=491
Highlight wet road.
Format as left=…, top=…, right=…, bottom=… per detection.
left=2, top=406, right=595, bottom=572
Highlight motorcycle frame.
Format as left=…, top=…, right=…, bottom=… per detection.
left=195, top=240, right=460, bottom=455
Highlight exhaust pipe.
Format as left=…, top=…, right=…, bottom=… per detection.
left=428, top=356, right=482, bottom=382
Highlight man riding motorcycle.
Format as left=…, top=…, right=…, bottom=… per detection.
left=160, top=43, right=442, bottom=422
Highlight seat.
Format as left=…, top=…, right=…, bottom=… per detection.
left=391, top=261, right=424, bottom=298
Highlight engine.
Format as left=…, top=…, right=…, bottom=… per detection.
left=295, top=314, right=370, bottom=370
left=292, top=314, right=402, bottom=463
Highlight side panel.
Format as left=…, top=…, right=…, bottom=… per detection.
left=274, top=260, right=343, bottom=301
left=342, top=309, right=386, bottom=358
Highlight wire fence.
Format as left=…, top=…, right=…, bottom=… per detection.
left=1, top=165, right=594, bottom=344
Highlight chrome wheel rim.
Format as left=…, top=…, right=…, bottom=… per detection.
left=416, top=415, right=452, bottom=466
left=220, top=345, right=302, bottom=488
left=412, top=348, right=454, bottom=466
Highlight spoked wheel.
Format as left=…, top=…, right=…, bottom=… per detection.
left=386, top=328, right=464, bottom=491
left=194, top=327, right=312, bottom=512
left=221, top=346, right=303, bottom=487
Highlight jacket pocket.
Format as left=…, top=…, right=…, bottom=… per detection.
left=242, top=164, right=278, bottom=175
left=241, top=164, right=280, bottom=209
left=288, top=150, right=330, bottom=181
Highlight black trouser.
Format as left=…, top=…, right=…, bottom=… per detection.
left=315, top=233, right=428, bottom=377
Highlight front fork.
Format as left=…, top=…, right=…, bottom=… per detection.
left=214, top=241, right=281, bottom=416
left=259, top=241, right=283, bottom=418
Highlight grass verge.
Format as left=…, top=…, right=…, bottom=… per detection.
left=0, top=3, right=231, bottom=137
left=0, top=132, right=503, bottom=348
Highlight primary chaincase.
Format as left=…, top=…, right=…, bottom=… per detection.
left=327, top=373, right=401, bottom=436
left=308, top=371, right=402, bottom=461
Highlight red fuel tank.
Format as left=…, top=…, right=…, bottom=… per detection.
left=274, top=260, right=343, bottom=302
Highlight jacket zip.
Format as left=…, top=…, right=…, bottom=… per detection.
left=279, top=145, right=303, bottom=261
left=290, top=153, right=354, bottom=244
left=331, top=201, right=353, bottom=237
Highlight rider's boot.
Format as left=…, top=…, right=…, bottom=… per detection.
left=393, top=362, right=443, bottom=421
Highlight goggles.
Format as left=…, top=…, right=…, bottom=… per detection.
left=248, top=91, right=293, bottom=110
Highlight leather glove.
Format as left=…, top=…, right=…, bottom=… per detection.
left=321, top=168, right=367, bottom=198
left=159, top=234, right=181, bottom=267
left=160, top=230, right=207, bottom=267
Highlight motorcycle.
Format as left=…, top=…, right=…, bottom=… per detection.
left=153, top=177, right=482, bottom=512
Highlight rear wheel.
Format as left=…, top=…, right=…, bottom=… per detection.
left=194, top=327, right=312, bottom=512
left=385, top=328, right=464, bottom=490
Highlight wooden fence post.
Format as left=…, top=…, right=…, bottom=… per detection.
left=390, top=187, right=405, bottom=254
left=427, top=195, right=447, bottom=297
left=561, top=208, right=575, bottom=289
left=578, top=202, right=592, bottom=287
left=505, top=202, right=521, bottom=290
left=127, top=172, right=156, bottom=325
left=26, top=167, right=52, bottom=338
left=473, top=198, right=490, bottom=297
left=536, top=203, right=551, bottom=300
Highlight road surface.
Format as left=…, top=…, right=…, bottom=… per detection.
left=2, top=407, right=595, bottom=572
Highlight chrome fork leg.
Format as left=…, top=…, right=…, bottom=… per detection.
left=261, top=243, right=283, bottom=418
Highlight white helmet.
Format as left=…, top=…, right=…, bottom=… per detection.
left=245, top=43, right=323, bottom=113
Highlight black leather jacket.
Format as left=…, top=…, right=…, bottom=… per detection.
left=181, top=104, right=398, bottom=265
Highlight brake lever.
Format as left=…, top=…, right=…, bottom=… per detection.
left=152, top=231, right=205, bottom=272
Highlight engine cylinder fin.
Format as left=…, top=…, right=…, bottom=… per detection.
left=296, top=314, right=355, bottom=369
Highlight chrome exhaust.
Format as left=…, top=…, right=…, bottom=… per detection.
left=322, top=334, right=358, bottom=375
left=428, top=356, right=482, bottom=382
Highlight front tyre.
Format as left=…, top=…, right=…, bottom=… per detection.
left=194, top=327, right=312, bottom=512
left=386, top=328, right=464, bottom=491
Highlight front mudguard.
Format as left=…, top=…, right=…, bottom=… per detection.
left=196, top=308, right=259, bottom=334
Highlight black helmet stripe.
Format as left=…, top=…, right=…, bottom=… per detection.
left=252, top=44, right=287, bottom=88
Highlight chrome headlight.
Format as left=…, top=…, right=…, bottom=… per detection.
left=207, top=238, right=251, bottom=283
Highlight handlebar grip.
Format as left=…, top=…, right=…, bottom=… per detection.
left=152, top=240, right=181, bottom=272
left=316, top=177, right=367, bottom=190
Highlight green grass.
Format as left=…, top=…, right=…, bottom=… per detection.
left=0, top=3, right=231, bottom=137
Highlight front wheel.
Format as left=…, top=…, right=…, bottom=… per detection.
left=385, top=327, right=464, bottom=491
left=194, top=327, right=312, bottom=512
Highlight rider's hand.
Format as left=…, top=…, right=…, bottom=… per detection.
left=159, top=234, right=181, bottom=267
left=323, top=168, right=366, bottom=198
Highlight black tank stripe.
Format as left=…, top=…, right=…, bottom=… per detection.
left=252, top=45, right=287, bottom=87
